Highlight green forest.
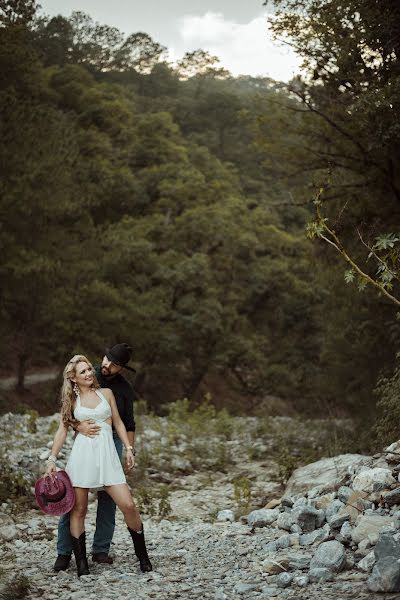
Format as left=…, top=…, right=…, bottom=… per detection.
left=2, top=0, right=400, bottom=435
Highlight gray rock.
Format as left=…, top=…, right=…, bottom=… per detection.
left=217, top=510, right=235, bottom=523
left=281, top=496, right=294, bottom=508
left=300, top=524, right=330, bottom=546
left=285, top=454, right=370, bottom=496
left=337, top=486, right=353, bottom=504
left=309, top=540, right=346, bottom=573
left=263, top=541, right=278, bottom=554
left=384, top=488, right=400, bottom=506
left=329, top=511, right=350, bottom=530
left=355, top=537, right=371, bottom=558
left=276, top=512, right=293, bottom=531
left=308, top=567, right=334, bottom=582
left=276, top=572, right=293, bottom=588
left=307, top=487, right=321, bottom=499
left=367, top=557, right=400, bottom=592
left=275, top=534, right=291, bottom=550
left=351, top=514, right=397, bottom=544
left=287, top=554, right=311, bottom=570
left=353, top=468, right=395, bottom=494
left=339, top=521, right=353, bottom=542
left=358, top=551, right=376, bottom=572
left=374, top=530, right=400, bottom=561
left=326, top=499, right=345, bottom=521
left=170, top=457, right=192, bottom=472
left=368, top=532, right=379, bottom=546
left=292, top=505, right=322, bottom=533
left=234, top=582, right=260, bottom=594
left=260, top=585, right=279, bottom=596
left=293, top=497, right=307, bottom=508
left=247, top=508, right=279, bottom=528
left=294, top=575, right=309, bottom=587
left=0, top=512, right=18, bottom=541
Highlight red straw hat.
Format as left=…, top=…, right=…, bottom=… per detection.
left=35, top=471, right=75, bottom=516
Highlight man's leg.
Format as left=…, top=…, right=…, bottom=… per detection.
left=92, top=435, right=123, bottom=559
left=54, top=512, right=72, bottom=571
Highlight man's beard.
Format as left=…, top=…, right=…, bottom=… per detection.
left=101, top=366, right=113, bottom=378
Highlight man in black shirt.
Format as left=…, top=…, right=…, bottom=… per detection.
left=54, top=343, right=138, bottom=571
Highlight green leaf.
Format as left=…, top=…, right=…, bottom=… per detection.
left=344, top=270, right=355, bottom=284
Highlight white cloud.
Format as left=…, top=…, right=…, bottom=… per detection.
left=173, top=11, right=301, bottom=82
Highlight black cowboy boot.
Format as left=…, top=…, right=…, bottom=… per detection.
left=71, top=532, right=90, bottom=577
left=54, top=554, right=71, bottom=572
left=128, top=525, right=153, bottom=572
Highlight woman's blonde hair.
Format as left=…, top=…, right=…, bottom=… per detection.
left=60, top=354, right=99, bottom=427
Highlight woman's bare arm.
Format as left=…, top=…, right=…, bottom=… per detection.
left=45, top=418, right=68, bottom=475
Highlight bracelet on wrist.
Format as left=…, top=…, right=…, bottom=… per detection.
left=46, top=455, right=57, bottom=464
left=125, top=446, right=136, bottom=455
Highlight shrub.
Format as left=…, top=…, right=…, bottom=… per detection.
left=233, top=476, right=252, bottom=511
left=47, top=420, right=59, bottom=435
left=375, top=362, right=400, bottom=445
left=14, top=407, right=39, bottom=433
left=0, top=453, right=34, bottom=505
left=135, top=484, right=172, bottom=518
left=0, top=574, right=30, bottom=600
left=166, top=394, right=236, bottom=439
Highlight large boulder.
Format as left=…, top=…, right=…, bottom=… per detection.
left=353, top=468, right=395, bottom=494
left=367, top=557, right=400, bottom=593
left=285, top=454, right=370, bottom=495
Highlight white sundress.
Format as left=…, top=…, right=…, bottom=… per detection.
left=65, top=390, right=126, bottom=488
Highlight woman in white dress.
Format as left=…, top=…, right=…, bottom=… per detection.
left=45, top=354, right=152, bottom=577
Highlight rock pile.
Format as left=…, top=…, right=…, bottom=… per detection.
left=1, top=411, right=400, bottom=598
left=243, top=443, right=400, bottom=594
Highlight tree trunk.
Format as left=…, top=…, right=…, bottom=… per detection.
left=185, top=363, right=210, bottom=399
left=16, top=353, right=29, bottom=391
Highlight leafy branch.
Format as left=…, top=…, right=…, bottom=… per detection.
left=307, top=186, right=400, bottom=307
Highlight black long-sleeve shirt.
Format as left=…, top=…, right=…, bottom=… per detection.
left=95, top=366, right=136, bottom=432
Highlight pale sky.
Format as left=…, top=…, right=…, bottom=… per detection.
left=38, top=1, right=301, bottom=81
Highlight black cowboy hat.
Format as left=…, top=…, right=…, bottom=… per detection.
left=105, top=343, right=136, bottom=372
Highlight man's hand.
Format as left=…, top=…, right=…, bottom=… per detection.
left=125, top=449, right=135, bottom=472
left=76, top=419, right=101, bottom=438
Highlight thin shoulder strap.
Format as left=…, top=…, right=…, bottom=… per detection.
left=95, top=389, right=108, bottom=403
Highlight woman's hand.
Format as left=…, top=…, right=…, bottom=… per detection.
left=45, top=462, right=57, bottom=479
left=125, top=449, right=135, bottom=472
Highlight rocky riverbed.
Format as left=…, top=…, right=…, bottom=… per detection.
left=1, top=409, right=400, bottom=599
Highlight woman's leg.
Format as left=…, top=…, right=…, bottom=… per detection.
left=70, top=488, right=89, bottom=538
left=105, top=483, right=152, bottom=572
left=104, top=483, right=141, bottom=531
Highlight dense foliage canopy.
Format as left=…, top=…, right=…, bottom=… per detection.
left=1, top=0, right=399, bottom=422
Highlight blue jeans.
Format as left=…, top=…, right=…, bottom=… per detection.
left=57, top=434, right=123, bottom=556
